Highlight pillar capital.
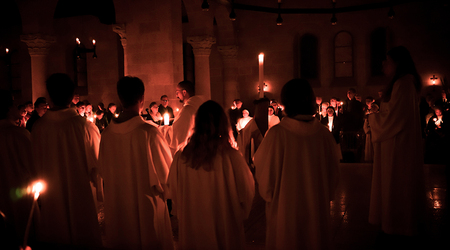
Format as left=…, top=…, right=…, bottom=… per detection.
left=112, top=23, right=127, bottom=48
left=187, top=35, right=216, bottom=56
left=20, top=34, right=56, bottom=56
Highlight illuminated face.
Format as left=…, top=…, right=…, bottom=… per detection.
left=347, top=91, right=355, bottom=100
left=161, top=97, right=169, bottom=107
left=242, top=110, right=249, bottom=118
left=150, top=104, right=159, bottom=114
left=36, top=103, right=48, bottom=117
left=327, top=108, right=334, bottom=117
left=72, top=95, right=80, bottom=105
left=268, top=107, right=274, bottom=116
left=86, top=105, right=92, bottom=113
left=435, top=109, right=442, bottom=117
left=77, top=105, right=85, bottom=116
left=330, top=99, right=337, bottom=107
left=109, top=105, right=116, bottom=114
left=25, top=104, right=33, bottom=113
left=97, top=113, right=104, bottom=120
left=236, top=101, right=243, bottom=109
left=176, top=87, right=186, bottom=103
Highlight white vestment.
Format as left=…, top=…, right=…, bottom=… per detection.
left=268, top=114, right=280, bottom=130
left=0, top=119, right=33, bottom=242
left=368, top=74, right=424, bottom=236
left=254, top=117, right=339, bottom=250
left=31, top=108, right=102, bottom=247
left=236, top=116, right=252, bottom=131
left=168, top=96, right=204, bottom=155
left=99, top=116, right=174, bottom=250
left=168, top=148, right=255, bottom=250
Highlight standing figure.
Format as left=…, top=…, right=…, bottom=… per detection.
left=147, top=102, right=162, bottom=126
left=368, top=46, right=424, bottom=241
left=254, top=79, right=339, bottom=250
left=31, top=73, right=102, bottom=248
left=158, top=95, right=174, bottom=125
left=99, top=77, right=174, bottom=250
left=168, top=100, right=254, bottom=250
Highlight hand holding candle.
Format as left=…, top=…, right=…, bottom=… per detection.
left=164, top=113, right=169, bottom=125
left=23, top=181, right=46, bottom=249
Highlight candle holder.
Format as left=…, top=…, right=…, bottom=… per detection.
left=73, top=38, right=97, bottom=95
left=75, top=38, right=97, bottom=60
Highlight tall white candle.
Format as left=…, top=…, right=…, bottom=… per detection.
left=259, top=53, right=265, bottom=98
left=164, top=113, right=169, bottom=125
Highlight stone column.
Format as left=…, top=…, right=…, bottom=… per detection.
left=187, top=35, right=216, bottom=99
left=218, top=45, right=239, bottom=107
left=112, top=24, right=128, bottom=76
left=20, top=34, right=55, bottom=102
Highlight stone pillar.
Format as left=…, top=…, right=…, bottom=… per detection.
left=20, top=34, right=55, bottom=102
left=187, top=35, right=216, bottom=99
left=112, top=24, right=128, bottom=76
left=218, top=45, right=239, bottom=107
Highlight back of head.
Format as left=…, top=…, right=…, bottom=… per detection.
left=177, top=80, right=195, bottom=97
left=281, top=79, right=316, bottom=117
left=117, top=76, right=145, bottom=108
left=46, top=73, right=75, bottom=107
left=182, top=100, right=231, bottom=171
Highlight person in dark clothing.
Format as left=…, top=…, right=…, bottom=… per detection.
left=158, top=95, right=174, bottom=125
left=26, top=97, right=47, bottom=132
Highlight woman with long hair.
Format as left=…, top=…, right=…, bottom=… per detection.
left=368, top=46, right=425, bottom=246
left=168, top=100, right=254, bottom=250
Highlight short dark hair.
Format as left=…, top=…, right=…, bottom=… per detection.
left=117, top=76, right=145, bottom=108
left=96, top=109, right=104, bottom=115
left=177, top=80, right=195, bottom=96
left=107, top=103, right=116, bottom=109
left=34, top=97, right=47, bottom=108
left=160, top=95, right=168, bottom=100
left=281, top=79, right=316, bottom=116
left=46, top=73, right=75, bottom=107
left=348, top=88, right=356, bottom=94
left=76, top=101, right=85, bottom=108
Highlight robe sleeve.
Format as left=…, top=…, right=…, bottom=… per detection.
left=84, top=122, right=101, bottom=176
left=170, top=105, right=195, bottom=154
left=150, top=128, right=173, bottom=189
left=167, top=151, right=182, bottom=216
left=369, top=75, right=417, bottom=143
left=230, top=150, right=255, bottom=219
left=253, top=126, right=281, bottom=202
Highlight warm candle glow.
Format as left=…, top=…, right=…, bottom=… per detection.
left=92, top=39, right=96, bottom=45
left=30, top=181, right=45, bottom=200
left=5, top=48, right=9, bottom=54
left=258, top=53, right=264, bottom=63
left=164, top=113, right=169, bottom=125
left=76, top=38, right=80, bottom=45
left=115, top=113, right=119, bottom=118
left=176, top=108, right=179, bottom=112
left=88, top=117, right=94, bottom=123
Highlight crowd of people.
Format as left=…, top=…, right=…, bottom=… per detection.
left=0, top=46, right=439, bottom=249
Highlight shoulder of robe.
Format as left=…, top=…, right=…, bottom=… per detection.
left=396, top=74, right=415, bottom=87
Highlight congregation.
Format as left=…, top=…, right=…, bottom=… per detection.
left=0, top=46, right=440, bottom=250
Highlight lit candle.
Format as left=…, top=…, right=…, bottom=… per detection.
left=88, top=117, right=94, bottom=123
left=94, top=114, right=97, bottom=119
left=258, top=53, right=265, bottom=98
left=76, top=38, right=80, bottom=45
left=92, top=39, right=96, bottom=45
left=115, top=113, right=119, bottom=118
left=5, top=48, right=9, bottom=54
left=23, top=181, right=45, bottom=249
left=176, top=108, right=179, bottom=112
left=164, top=113, right=169, bottom=125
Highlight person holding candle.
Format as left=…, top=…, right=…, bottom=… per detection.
left=147, top=101, right=162, bottom=126
left=368, top=46, right=425, bottom=246
left=0, top=90, right=34, bottom=249
left=424, top=106, right=447, bottom=164
left=167, top=100, right=254, bottom=250
left=253, top=79, right=339, bottom=250
left=99, top=76, right=174, bottom=250
left=26, top=97, right=47, bottom=132
left=31, top=73, right=102, bottom=248
left=158, top=95, right=174, bottom=125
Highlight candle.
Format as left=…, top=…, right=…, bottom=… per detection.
left=88, top=117, right=94, bottom=123
left=5, top=48, right=9, bottom=54
left=258, top=53, right=265, bottom=98
left=164, top=113, right=169, bottom=125
left=115, top=113, right=119, bottom=118
left=23, top=181, right=45, bottom=249
left=76, top=38, right=80, bottom=45
left=92, top=39, right=96, bottom=45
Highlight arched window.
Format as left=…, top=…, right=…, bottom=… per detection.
left=334, top=31, right=353, bottom=78
left=370, top=28, right=387, bottom=76
left=300, top=34, right=319, bottom=79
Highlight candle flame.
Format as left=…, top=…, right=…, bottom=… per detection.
left=115, top=113, right=119, bottom=118
left=76, top=38, right=80, bottom=45
left=164, top=113, right=170, bottom=125
left=176, top=108, right=179, bottom=112
left=92, top=39, right=96, bottom=45
left=88, top=117, right=94, bottom=123
left=5, top=48, right=9, bottom=54
left=30, top=181, right=45, bottom=200
left=258, top=53, right=264, bottom=63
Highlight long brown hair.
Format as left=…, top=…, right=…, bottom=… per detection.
left=383, top=46, right=422, bottom=102
left=181, top=100, right=232, bottom=171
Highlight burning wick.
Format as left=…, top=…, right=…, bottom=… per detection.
left=5, top=48, right=9, bottom=54
left=115, top=113, right=119, bottom=118
left=92, top=39, right=96, bottom=45
left=76, top=38, right=80, bottom=45
left=23, top=181, right=45, bottom=249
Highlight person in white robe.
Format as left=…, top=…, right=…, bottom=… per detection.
left=99, top=76, right=174, bottom=250
left=368, top=46, right=425, bottom=239
left=168, top=100, right=255, bottom=250
left=31, top=74, right=102, bottom=247
left=268, top=106, right=280, bottom=130
left=254, top=79, right=339, bottom=250
left=167, top=80, right=204, bottom=155
left=236, top=109, right=252, bottom=132
left=0, top=91, right=34, bottom=248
